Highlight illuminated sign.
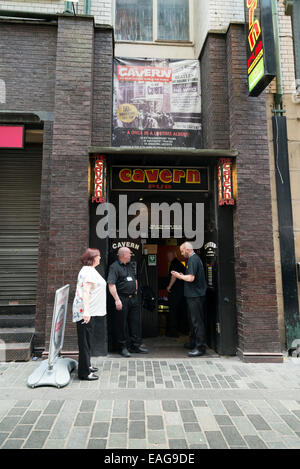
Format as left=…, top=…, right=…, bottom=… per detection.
left=92, top=155, right=106, bottom=203
left=0, top=125, right=24, bottom=148
left=245, top=0, right=276, bottom=96
left=111, top=166, right=209, bottom=192
left=218, top=159, right=234, bottom=206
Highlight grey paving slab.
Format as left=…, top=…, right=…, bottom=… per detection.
left=267, top=441, right=287, bottom=449
left=9, top=424, right=33, bottom=439
left=180, top=409, right=197, bottom=423
left=205, top=431, right=228, bottom=449
left=23, top=431, right=49, bottom=449
left=44, top=439, right=66, bottom=449
left=166, top=425, right=185, bottom=438
left=107, top=433, right=127, bottom=448
left=35, top=415, right=56, bottom=431
left=280, top=414, right=300, bottom=432
left=162, top=400, right=178, bottom=412
left=185, top=432, right=205, bottom=445
left=2, top=439, right=25, bottom=449
left=43, top=400, right=64, bottom=415
left=128, top=439, right=148, bottom=449
left=168, top=439, right=188, bottom=449
left=129, top=421, right=146, bottom=439
left=91, top=422, right=109, bottom=438
left=222, top=400, right=243, bottom=417
left=48, top=401, right=80, bottom=440
left=0, top=432, right=9, bottom=446
left=0, top=416, right=22, bottom=431
left=220, top=425, right=247, bottom=446
left=148, top=430, right=166, bottom=444
left=87, top=439, right=107, bottom=449
left=7, top=407, right=27, bottom=417
left=247, top=414, right=272, bottom=431
left=184, top=422, right=201, bottom=432
left=215, top=415, right=233, bottom=426
left=147, top=415, right=164, bottom=430
left=19, top=411, right=41, bottom=425
left=74, top=412, right=93, bottom=427
left=80, top=400, right=97, bottom=412
left=66, top=427, right=90, bottom=449
left=94, top=410, right=111, bottom=421
left=110, top=418, right=128, bottom=433
left=244, top=435, right=268, bottom=449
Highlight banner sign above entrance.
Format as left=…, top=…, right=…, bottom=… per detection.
left=111, top=166, right=209, bottom=192
left=245, top=0, right=276, bottom=96
left=113, top=57, right=202, bottom=148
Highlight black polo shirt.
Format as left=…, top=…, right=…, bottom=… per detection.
left=184, top=253, right=207, bottom=298
left=107, top=260, right=137, bottom=295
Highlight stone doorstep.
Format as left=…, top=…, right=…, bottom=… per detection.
left=0, top=341, right=33, bottom=362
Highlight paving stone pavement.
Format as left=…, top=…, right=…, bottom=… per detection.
left=1, top=356, right=300, bottom=449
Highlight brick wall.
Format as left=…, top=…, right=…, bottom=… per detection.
left=91, top=0, right=112, bottom=25
left=42, top=16, right=95, bottom=351
left=226, top=24, right=281, bottom=358
left=200, top=34, right=229, bottom=149
left=92, top=28, right=113, bottom=146
left=0, top=22, right=57, bottom=112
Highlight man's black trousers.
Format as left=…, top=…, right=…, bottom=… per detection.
left=116, top=294, right=142, bottom=349
left=76, top=317, right=94, bottom=379
left=185, top=296, right=206, bottom=351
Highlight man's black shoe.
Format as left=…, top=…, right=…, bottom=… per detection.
left=79, top=373, right=99, bottom=381
left=120, top=347, right=131, bottom=357
left=188, top=348, right=206, bottom=357
left=89, top=366, right=98, bottom=373
left=184, top=343, right=195, bottom=350
left=129, top=346, right=149, bottom=354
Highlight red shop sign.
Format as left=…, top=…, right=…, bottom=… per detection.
left=218, top=158, right=235, bottom=206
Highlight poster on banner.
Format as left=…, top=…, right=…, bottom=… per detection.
left=48, top=284, right=70, bottom=368
left=113, top=57, right=202, bottom=148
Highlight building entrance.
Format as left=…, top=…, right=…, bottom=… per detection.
left=89, top=154, right=237, bottom=357
left=107, top=187, right=218, bottom=356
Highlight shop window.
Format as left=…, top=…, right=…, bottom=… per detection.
left=115, top=0, right=190, bottom=43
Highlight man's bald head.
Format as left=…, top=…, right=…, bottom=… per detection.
left=180, top=242, right=194, bottom=258
left=118, top=247, right=132, bottom=264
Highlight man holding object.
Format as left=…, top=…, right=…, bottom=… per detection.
left=171, top=242, right=207, bottom=357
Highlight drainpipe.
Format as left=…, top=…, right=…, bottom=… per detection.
left=271, top=0, right=300, bottom=350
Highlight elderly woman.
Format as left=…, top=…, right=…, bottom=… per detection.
left=72, top=248, right=106, bottom=381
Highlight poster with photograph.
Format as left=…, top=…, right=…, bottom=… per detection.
left=113, top=57, right=202, bottom=148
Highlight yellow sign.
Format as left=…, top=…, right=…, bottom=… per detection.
left=117, top=104, right=138, bottom=123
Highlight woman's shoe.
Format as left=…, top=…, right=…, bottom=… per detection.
left=89, top=366, right=98, bottom=373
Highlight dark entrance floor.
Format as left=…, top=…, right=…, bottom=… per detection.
left=107, top=335, right=218, bottom=359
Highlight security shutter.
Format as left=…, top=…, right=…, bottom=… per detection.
left=0, top=145, right=42, bottom=305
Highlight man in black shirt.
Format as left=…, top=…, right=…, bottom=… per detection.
left=107, top=247, right=148, bottom=357
left=171, top=242, right=207, bottom=357
left=166, top=251, right=185, bottom=337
